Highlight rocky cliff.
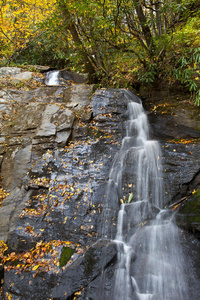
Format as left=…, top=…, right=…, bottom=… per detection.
left=0, top=67, right=200, bottom=299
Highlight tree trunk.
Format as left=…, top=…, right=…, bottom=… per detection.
left=134, top=0, right=154, bottom=51
left=155, top=2, right=163, bottom=36
left=68, top=22, right=96, bottom=81
left=57, top=1, right=96, bottom=82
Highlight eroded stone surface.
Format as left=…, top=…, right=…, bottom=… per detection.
left=1, top=145, right=32, bottom=190
left=0, top=81, right=93, bottom=244
left=35, top=104, right=59, bottom=137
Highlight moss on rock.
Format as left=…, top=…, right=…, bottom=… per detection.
left=176, top=190, right=200, bottom=236
left=59, top=246, right=75, bottom=268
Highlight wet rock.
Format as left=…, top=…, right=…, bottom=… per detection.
left=162, top=143, right=200, bottom=205
left=2, top=239, right=117, bottom=300
left=0, top=88, right=127, bottom=254
left=1, top=84, right=200, bottom=300
left=52, top=239, right=118, bottom=299
left=3, top=269, right=58, bottom=300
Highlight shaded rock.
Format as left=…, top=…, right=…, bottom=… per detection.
left=176, top=190, right=200, bottom=237
left=2, top=240, right=117, bottom=300
left=162, top=143, right=200, bottom=205
left=148, top=113, right=200, bottom=140
left=3, top=269, right=58, bottom=300
left=52, top=239, right=118, bottom=299
left=60, top=69, right=87, bottom=84
left=141, top=91, right=200, bottom=140
left=80, top=110, right=92, bottom=122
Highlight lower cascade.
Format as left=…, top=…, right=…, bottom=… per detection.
left=102, top=90, right=189, bottom=300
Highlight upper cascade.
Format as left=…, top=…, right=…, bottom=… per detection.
left=108, top=94, right=163, bottom=209
left=45, top=70, right=60, bottom=86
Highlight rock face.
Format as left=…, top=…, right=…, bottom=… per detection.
left=0, top=77, right=93, bottom=241
left=0, top=69, right=200, bottom=299
left=0, top=86, right=129, bottom=299
left=2, top=239, right=118, bottom=300
left=142, top=88, right=200, bottom=140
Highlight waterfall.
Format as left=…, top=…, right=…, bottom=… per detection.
left=101, top=90, right=189, bottom=300
left=45, top=70, right=60, bottom=85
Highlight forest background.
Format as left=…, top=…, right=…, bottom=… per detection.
left=0, top=0, right=200, bottom=105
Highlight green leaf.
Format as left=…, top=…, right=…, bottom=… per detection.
left=128, top=193, right=133, bottom=203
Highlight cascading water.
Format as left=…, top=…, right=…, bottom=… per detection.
left=45, top=70, right=60, bottom=85
left=101, top=90, right=189, bottom=300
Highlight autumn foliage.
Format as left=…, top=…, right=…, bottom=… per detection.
left=0, top=0, right=200, bottom=103
left=0, top=0, right=56, bottom=61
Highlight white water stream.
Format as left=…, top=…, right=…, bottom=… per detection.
left=103, top=90, right=189, bottom=300
left=45, top=70, right=60, bottom=85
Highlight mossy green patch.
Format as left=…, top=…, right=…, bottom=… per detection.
left=177, top=190, right=200, bottom=233
left=59, top=246, right=75, bottom=268
left=180, top=190, right=200, bottom=215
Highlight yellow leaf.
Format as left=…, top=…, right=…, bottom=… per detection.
left=32, top=264, right=40, bottom=271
